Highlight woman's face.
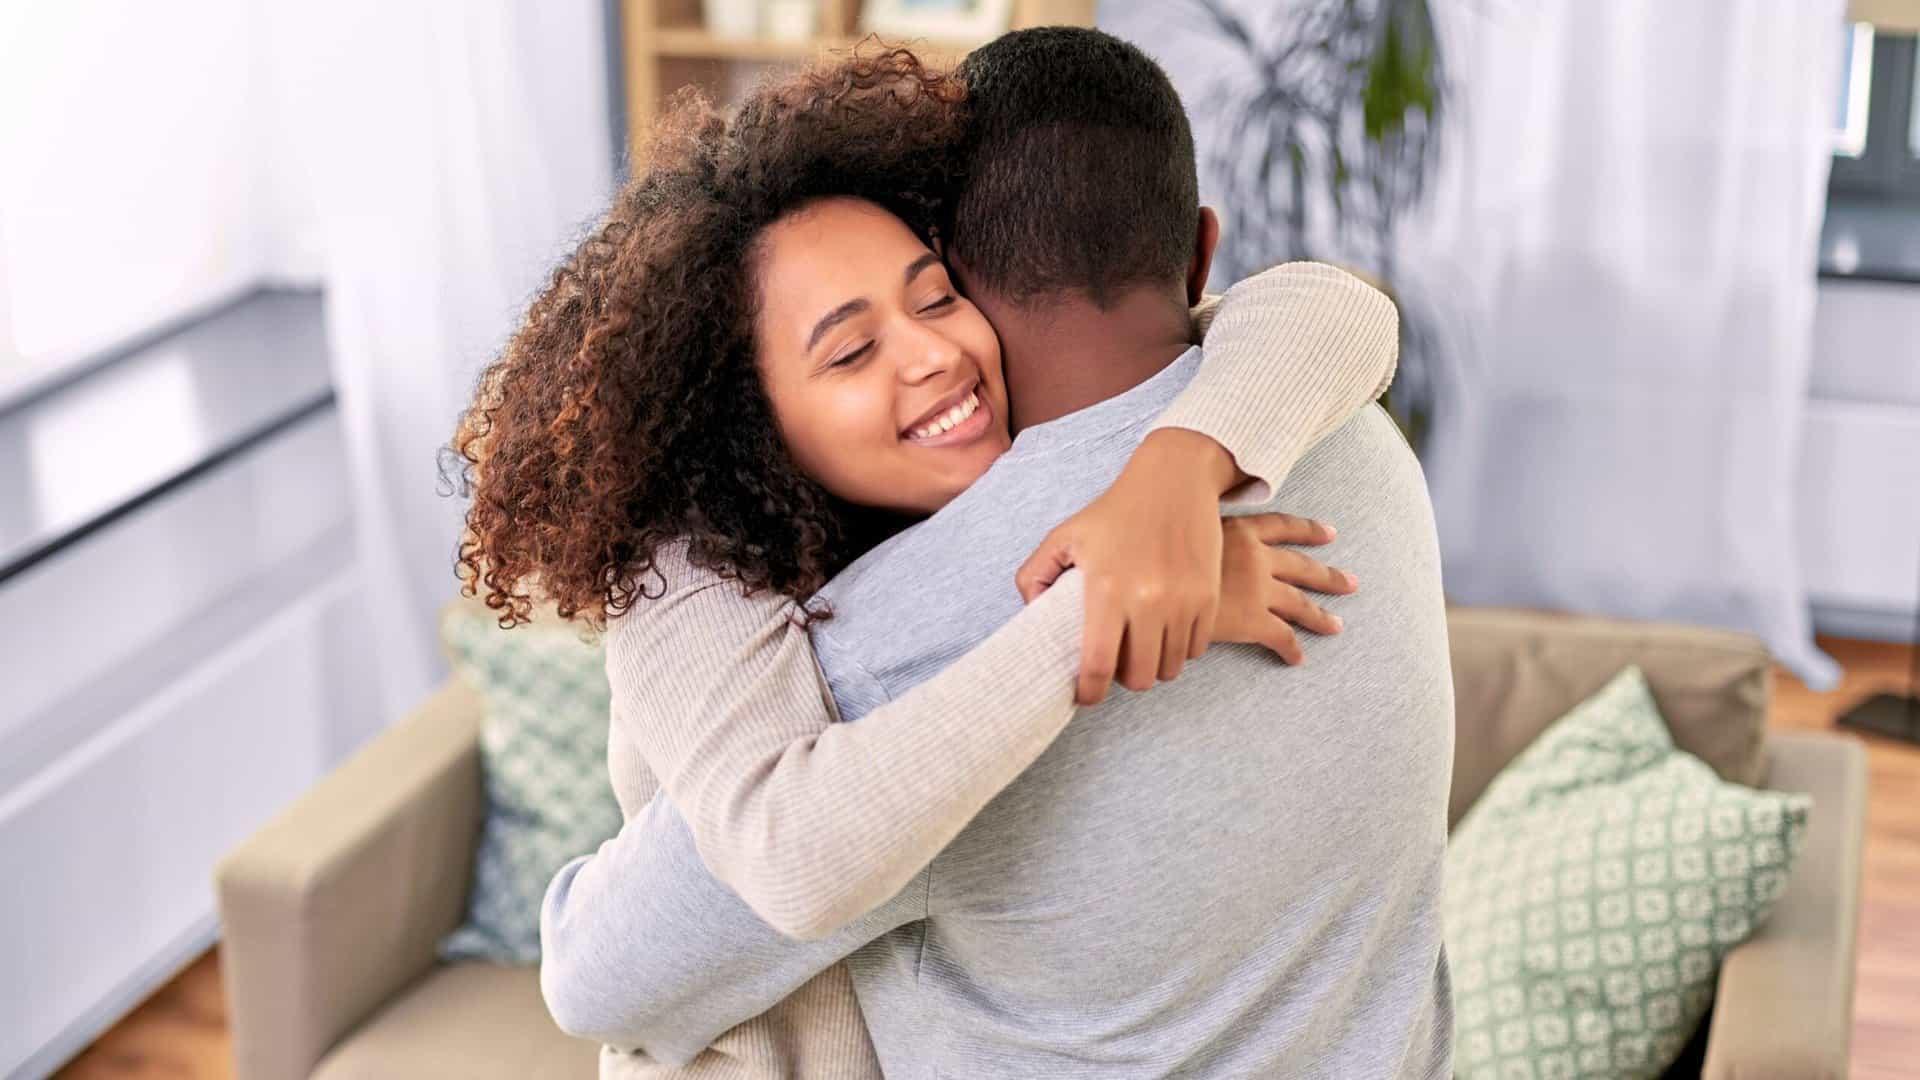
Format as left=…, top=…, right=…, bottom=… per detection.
left=754, top=197, right=1011, bottom=516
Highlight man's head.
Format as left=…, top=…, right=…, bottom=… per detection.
left=948, top=26, right=1219, bottom=312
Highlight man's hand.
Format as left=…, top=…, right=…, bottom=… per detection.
left=1015, top=428, right=1243, bottom=705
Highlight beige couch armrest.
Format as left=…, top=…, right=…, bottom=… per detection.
left=1701, top=731, right=1867, bottom=1080
left=215, top=680, right=485, bottom=1080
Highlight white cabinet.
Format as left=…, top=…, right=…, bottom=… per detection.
left=1800, top=280, right=1920, bottom=642
left=0, top=410, right=379, bottom=1080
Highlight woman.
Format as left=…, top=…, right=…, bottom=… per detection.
left=453, top=49, right=1396, bottom=1078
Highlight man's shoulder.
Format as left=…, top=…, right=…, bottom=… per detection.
left=1332, top=400, right=1415, bottom=454
left=811, top=451, right=1088, bottom=694
left=1280, top=403, right=1424, bottom=500
left=818, top=441, right=1099, bottom=609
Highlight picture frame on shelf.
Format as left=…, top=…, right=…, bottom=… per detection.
left=701, top=0, right=759, bottom=37
left=860, top=0, right=1014, bottom=41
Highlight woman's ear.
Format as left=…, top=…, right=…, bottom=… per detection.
left=1187, top=207, right=1221, bottom=306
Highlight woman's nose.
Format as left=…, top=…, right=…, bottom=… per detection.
left=895, top=321, right=964, bottom=384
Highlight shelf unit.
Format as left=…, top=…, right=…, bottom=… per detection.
left=617, top=0, right=1094, bottom=159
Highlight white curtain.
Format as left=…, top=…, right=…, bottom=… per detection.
left=265, top=1, right=616, bottom=726
left=1110, top=1, right=1845, bottom=686
left=1396, top=0, right=1844, bottom=686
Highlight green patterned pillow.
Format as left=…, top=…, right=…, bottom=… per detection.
left=1444, top=666, right=1810, bottom=1080
left=438, top=606, right=622, bottom=965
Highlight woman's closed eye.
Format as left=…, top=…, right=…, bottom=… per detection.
left=826, top=340, right=875, bottom=369
left=825, top=297, right=951, bottom=369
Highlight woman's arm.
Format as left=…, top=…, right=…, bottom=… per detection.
left=617, top=506, right=1338, bottom=943
left=619, top=267, right=1395, bottom=938
left=1162, top=260, right=1400, bottom=505
left=610, top=543, right=1084, bottom=941
left=1015, top=260, right=1397, bottom=701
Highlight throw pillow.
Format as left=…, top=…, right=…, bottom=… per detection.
left=1444, top=665, right=1810, bottom=1080
left=438, top=604, right=622, bottom=964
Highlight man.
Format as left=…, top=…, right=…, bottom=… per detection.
left=543, top=27, right=1454, bottom=1078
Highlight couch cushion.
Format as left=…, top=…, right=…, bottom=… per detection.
left=1443, top=666, right=1810, bottom=1080
left=1446, top=607, right=1770, bottom=828
left=438, top=604, right=622, bottom=964
left=312, top=962, right=598, bottom=1080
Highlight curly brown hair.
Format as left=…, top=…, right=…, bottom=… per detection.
left=446, top=47, right=969, bottom=629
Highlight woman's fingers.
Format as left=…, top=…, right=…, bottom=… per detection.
left=1076, top=583, right=1125, bottom=705
left=1118, top=616, right=1163, bottom=693
left=1016, top=523, right=1077, bottom=603
left=1269, top=548, right=1358, bottom=596
left=1188, top=607, right=1214, bottom=660
left=1158, top=620, right=1191, bottom=683
left=1080, top=587, right=1218, bottom=703
left=1241, top=512, right=1337, bottom=547
left=1255, top=617, right=1306, bottom=665
left=1269, top=581, right=1344, bottom=637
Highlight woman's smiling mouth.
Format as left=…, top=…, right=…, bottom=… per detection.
left=903, top=385, right=991, bottom=447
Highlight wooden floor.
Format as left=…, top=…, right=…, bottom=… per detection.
left=1769, top=636, right=1920, bottom=1080
left=54, top=946, right=229, bottom=1079
left=50, top=636, right=1920, bottom=1079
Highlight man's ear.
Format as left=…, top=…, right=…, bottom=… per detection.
left=1186, top=206, right=1221, bottom=306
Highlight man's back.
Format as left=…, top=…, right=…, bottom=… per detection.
left=811, top=349, right=1455, bottom=1078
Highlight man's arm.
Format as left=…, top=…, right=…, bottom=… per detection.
left=538, top=792, right=922, bottom=1063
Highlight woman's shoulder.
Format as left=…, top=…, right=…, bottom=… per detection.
left=603, top=540, right=814, bottom=720
left=606, top=539, right=802, bottom=650
left=627, top=537, right=727, bottom=593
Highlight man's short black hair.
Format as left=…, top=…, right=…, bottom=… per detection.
left=950, top=26, right=1199, bottom=307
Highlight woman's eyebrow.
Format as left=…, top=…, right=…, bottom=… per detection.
left=803, top=254, right=942, bottom=352
left=806, top=298, right=869, bottom=352
left=903, top=251, right=942, bottom=287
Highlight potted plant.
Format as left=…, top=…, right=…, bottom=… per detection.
left=1189, top=0, right=1446, bottom=449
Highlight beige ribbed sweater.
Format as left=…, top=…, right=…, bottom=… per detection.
left=589, top=262, right=1400, bottom=1079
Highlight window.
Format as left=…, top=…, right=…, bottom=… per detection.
left=1911, top=46, right=1920, bottom=155
left=1837, top=23, right=1874, bottom=158
left=0, top=1, right=278, bottom=407
left=0, top=228, right=16, bottom=374
left=1829, top=23, right=1920, bottom=202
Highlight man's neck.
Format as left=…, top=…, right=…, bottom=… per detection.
left=976, top=285, right=1195, bottom=433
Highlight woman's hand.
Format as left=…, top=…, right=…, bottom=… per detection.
left=1212, top=512, right=1356, bottom=664
left=1015, top=428, right=1353, bottom=705
left=1015, top=429, right=1233, bottom=705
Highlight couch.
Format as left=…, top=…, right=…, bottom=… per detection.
left=216, top=607, right=1866, bottom=1079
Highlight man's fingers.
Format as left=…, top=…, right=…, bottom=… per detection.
left=1016, top=528, right=1076, bottom=604
left=1242, top=512, right=1337, bottom=547
left=1076, top=590, right=1124, bottom=705
left=1269, top=582, right=1344, bottom=637
left=1270, top=548, right=1359, bottom=596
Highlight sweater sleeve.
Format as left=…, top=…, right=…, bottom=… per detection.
left=607, top=543, right=1086, bottom=941
left=1157, top=260, right=1400, bottom=506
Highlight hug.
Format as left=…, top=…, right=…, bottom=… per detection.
left=452, top=26, right=1452, bottom=1080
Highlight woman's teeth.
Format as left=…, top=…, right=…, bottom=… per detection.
left=908, top=390, right=980, bottom=441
